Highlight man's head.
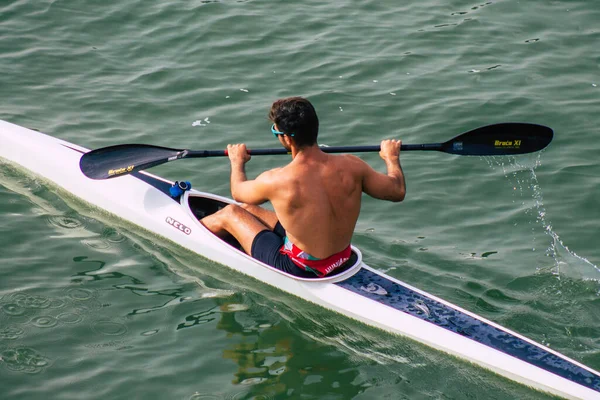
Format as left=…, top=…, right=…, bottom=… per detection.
left=268, top=97, right=319, bottom=148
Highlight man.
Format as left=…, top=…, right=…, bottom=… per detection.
left=201, top=97, right=405, bottom=278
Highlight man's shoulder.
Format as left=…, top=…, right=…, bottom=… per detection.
left=334, top=153, right=368, bottom=170
left=339, top=153, right=364, bottom=163
left=257, top=166, right=284, bottom=181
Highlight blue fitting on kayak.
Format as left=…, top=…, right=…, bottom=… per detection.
left=169, top=181, right=192, bottom=198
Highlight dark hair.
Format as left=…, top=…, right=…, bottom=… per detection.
left=268, top=97, right=319, bottom=147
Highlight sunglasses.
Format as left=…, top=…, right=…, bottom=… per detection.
left=271, top=124, right=294, bottom=137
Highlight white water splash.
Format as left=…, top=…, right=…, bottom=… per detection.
left=192, top=117, right=210, bottom=127
left=485, top=154, right=600, bottom=282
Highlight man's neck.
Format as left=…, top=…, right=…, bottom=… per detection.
left=290, top=143, right=322, bottom=160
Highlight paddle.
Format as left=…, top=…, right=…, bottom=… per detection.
left=79, top=122, right=553, bottom=180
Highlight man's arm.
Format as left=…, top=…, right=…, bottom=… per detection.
left=227, top=143, right=274, bottom=205
left=360, top=139, right=406, bottom=202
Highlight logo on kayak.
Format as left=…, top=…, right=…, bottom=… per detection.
left=166, top=216, right=192, bottom=235
left=108, top=165, right=135, bottom=176
left=494, top=139, right=521, bottom=149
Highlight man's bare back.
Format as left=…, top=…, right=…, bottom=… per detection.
left=201, top=97, right=405, bottom=277
left=261, top=150, right=364, bottom=258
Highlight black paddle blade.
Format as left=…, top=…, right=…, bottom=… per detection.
left=80, top=144, right=183, bottom=180
left=442, top=123, right=553, bottom=156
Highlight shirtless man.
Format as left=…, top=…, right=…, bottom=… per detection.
left=201, top=97, right=405, bottom=278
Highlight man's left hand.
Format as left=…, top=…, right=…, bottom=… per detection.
left=227, top=144, right=251, bottom=166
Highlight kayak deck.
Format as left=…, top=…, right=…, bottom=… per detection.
left=337, top=268, right=600, bottom=393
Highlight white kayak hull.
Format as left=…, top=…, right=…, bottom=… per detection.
left=1, top=119, right=599, bottom=399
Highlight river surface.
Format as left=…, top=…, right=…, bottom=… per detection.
left=1, top=0, right=599, bottom=399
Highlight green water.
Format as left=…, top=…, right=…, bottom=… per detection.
left=1, top=0, right=599, bottom=398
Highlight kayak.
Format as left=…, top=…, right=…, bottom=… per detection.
left=0, top=119, right=598, bottom=399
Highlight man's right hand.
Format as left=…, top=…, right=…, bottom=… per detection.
left=379, top=139, right=402, bottom=162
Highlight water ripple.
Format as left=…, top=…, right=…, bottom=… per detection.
left=1, top=347, right=51, bottom=374
left=91, top=320, right=128, bottom=336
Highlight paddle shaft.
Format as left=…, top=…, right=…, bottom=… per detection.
left=79, top=123, right=553, bottom=179
left=187, top=144, right=442, bottom=158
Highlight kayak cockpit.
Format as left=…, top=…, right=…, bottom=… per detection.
left=185, top=192, right=362, bottom=281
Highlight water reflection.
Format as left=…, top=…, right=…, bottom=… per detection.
left=71, top=256, right=145, bottom=284
left=181, top=296, right=363, bottom=399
